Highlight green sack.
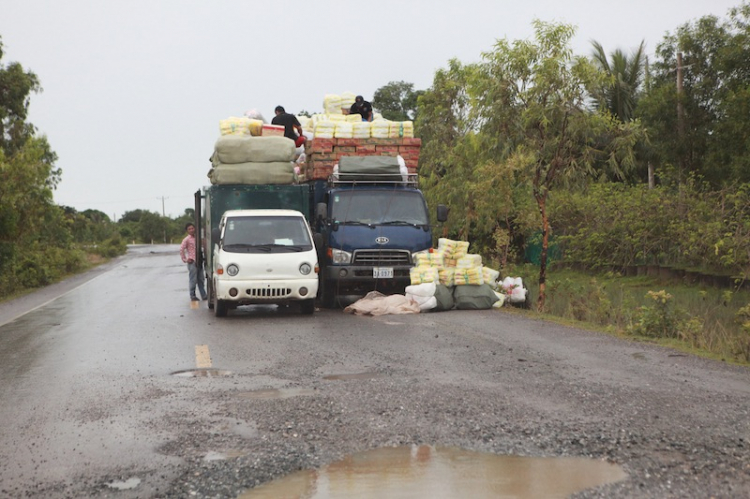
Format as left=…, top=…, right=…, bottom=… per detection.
left=453, top=284, right=500, bottom=310
left=432, top=284, right=455, bottom=311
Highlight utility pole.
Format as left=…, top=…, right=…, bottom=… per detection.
left=158, top=196, right=169, bottom=244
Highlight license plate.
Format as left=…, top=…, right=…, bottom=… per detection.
left=373, top=267, right=394, bottom=278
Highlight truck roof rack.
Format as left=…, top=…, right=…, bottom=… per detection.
left=328, top=173, right=419, bottom=187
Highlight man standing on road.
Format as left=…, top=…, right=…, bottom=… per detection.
left=180, top=223, right=207, bottom=302
left=272, top=105, right=306, bottom=148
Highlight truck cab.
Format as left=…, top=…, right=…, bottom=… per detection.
left=313, top=174, right=447, bottom=307
left=208, top=209, right=319, bottom=316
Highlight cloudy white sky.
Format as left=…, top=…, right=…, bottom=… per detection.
left=1, top=0, right=742, bottom=219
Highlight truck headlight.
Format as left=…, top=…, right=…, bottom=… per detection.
left=299, top=263, right=312, bottom=275
left=227, top=264, right=239, bottom=276
left=331, top=249, right=351, bottom=264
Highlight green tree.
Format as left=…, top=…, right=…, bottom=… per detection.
left=638, top=4, right=750, bottom=185
left=138, top=211, right=167, bottom=243
left=469, top=20, right=641, bottom=309
left=590, top=40, right=646, bottom=123
left=0, top=36, right=42, bottom=157
left=373, top=81, right=424, bottom=121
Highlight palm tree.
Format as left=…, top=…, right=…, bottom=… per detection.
left=591, top=40, right=647, bottom=123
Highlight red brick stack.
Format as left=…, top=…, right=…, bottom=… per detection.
left=303, top=137, right=421, bottom=181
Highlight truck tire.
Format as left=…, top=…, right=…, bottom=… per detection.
left=320, top=279, right=336, bottom=309
left=214, top=297, right=228, bottom=317
left=207, top=280, right=215, bottom=310
left=300, top=299, right=315, bottom=315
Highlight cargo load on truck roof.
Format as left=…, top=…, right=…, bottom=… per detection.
left=208, top=135, right=297, bottom=186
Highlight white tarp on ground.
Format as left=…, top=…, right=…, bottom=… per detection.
left=344, top=291, right=421, bottom=316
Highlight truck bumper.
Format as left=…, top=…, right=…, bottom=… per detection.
left=214, top=277, right=319, bottom=305
left=322, top=265, right=412, bottom=294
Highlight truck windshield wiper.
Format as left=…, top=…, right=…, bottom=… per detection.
left=379, top=220, right=424, bottom=228
left=337, top=221, right=375, bottom=229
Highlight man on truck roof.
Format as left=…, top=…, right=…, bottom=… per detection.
left=272, top=106, right=306, bottom=148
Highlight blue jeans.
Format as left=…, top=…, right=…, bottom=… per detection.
left=188, top=262, right=207, bottom=300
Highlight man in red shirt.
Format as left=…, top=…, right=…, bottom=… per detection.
left=180, top=223, right=207, bottom=302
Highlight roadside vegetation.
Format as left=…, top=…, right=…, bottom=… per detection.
left=3, top=5, right=750, bottom=363
left=411, top=4, right=750, bottom=364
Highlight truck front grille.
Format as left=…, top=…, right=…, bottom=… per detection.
left=245, top=287, right=292, bottom=298
left=352, top=250, right=411, bottom=266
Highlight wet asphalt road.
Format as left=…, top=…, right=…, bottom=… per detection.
left=0, top=245, right=748, bottom=498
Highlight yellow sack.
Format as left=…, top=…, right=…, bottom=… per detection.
left=371, top=120, right=390, bottom=139
left=334, top=122, right=353, bottom=138
left=483, top=267, right=501, bottom=289
left=219, top=117, right=251, bottom=136
left=410, top=266, right=440, bottom=285
left=456, top=254, right=482, bottom=268
left=353, top=122, right=371, bottom=138
left=454, top=266, right=484, bottom=286
left=324, top=94, right=342, bottom=114
left=439, top=267, right=455, bottom=286
left=415, top=251, right=445, bottom=268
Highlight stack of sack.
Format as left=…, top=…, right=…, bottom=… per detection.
left=408, top=238, right=505, bottom=311
left=208, top=135, right=297, bottom=185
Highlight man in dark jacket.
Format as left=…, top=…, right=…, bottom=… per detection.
left=349, top=95, right=373, bottom=122
left=271, top=106, right=306, bottom=147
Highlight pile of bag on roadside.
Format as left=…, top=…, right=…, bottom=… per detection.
left=405, top=238, right=528, bottom=312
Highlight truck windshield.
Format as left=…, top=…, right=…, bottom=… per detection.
left=331, top=191, right=429, bottom=226
left=222, top=216, right=313, bottom=253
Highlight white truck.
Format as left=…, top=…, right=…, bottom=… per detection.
left=207, top=207, right=319, bottom=317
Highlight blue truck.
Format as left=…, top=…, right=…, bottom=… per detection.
left=309, top=168, right=447, bottom=307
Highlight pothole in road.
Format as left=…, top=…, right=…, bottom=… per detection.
left=171, top=369, right=232, bottom=378
left=237, top=388, right=317, bottom=400
left=237, top=445, right=627, bottom=499
left=323, top=372, right=381, bottom=381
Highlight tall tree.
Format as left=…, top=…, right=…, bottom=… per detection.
left=373, top=81, right=424, bottom=121
left=0, top=36, right=42, bottom=157
left=590, top=40, right=646, bottom=123
left=472, top=20, right=641, bottom=310
left=638, top=5, right=750, bottom=185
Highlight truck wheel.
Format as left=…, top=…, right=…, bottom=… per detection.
left=207, top=280, right=215, bottom=310
left=300, top=299, right=315, bottom=315
left=320, top=280, right=335, bottom=308
left=214, top=297, right=228, bottom=317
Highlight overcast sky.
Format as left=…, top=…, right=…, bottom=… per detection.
left=1, top=0, right=742, bottom=219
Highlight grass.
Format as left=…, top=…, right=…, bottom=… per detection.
left=504, top=264, right=750, bottom=366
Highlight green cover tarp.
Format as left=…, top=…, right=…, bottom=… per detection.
left=338, top=155, right=401, bottom=181
left=211, top=135, right=296, bottom=165
left=207, top=162, right=295, bottom=185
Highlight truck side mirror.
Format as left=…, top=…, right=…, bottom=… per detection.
left=211, top=227, right=221, bottom=245
left=437, top=204, right=449, bottom=223
left=316, top=202, right=328, bottom=221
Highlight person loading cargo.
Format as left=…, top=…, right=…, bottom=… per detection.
left=272, top=106, right=307, bottom=147
left=349, top=95, right=373, bottom=122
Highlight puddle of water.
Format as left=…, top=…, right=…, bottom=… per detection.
left=237, top=445, right=627, bottom=499
left=171, top=369, right=232, bottom=378
left=323, top=372, right=380, bottom=381
left=238, top=388, right=317, bottom=400
left=107, top=477, right=141, bottom=490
